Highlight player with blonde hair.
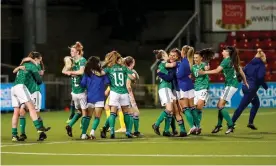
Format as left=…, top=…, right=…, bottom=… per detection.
left=100, top=51, right=135, bottom=138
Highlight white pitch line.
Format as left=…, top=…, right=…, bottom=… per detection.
left=2, top=140, right=276, bottom=148
left=0, top=141, right=84, bottom=148
left=1, top=152, right=276, bottom=158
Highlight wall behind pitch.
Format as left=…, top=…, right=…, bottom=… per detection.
left=206, top=82, right=276, bottom=108
left=0, top=83, right=46, bottom=112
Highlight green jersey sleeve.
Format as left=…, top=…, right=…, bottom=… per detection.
left=220, top=58, right=229, bottom=69
left=28, top=63, right=42, bottom=85
left=123, top=66, right=133, bottom=74
left=104, top=67, right=110, bottom=74
left=79, top=58, right=86, bottom=67
left=158, top=62, right=168, bottom=74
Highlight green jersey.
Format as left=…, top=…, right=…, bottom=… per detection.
left=25, top=64, right=42, bottom=94
left=104, top=64, right=133, bottom=94
left=14, top=62, right=42, bottom=93
left=71, top=57, right=86, bottom=94
left=157, top=62, right=172, bottom=90
left=192, top=63, right=209, bottom=91
left=220, top=57, right=239, bottom=88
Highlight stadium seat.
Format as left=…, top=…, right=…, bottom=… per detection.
left=236, top=31, right=248, bottom=40
left=260, top=31, right=272, bottom=39
left=271, top=74, right=276, bottom=81
left=248, top=31, right=259, bottom=39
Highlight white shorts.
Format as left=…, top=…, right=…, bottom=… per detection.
left=158, top=88, right=174, bottom=106
left=220, top=86, right=238, bottom=102
left=11, top=84, right=32, bottom=108
left=194, top=89, right=209, bottom=105
left=87, top=101, right=104, bottom=108
left=71, top=92, right=88, bottom=110
left=180, top=89, right=195, bottom=99
left=21, top=91, right=42, bottom=112
left=172, top=90, right=181, bottom=100
left=109, top=91, right=130, bottom=107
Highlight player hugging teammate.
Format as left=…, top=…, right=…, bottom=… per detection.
left=11, top=51, right=50, bottom=141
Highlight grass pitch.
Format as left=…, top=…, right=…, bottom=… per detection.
left=1, top=108, right=276, bottom=165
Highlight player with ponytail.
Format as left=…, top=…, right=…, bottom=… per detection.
left=199, top=46, right=248, bottom=134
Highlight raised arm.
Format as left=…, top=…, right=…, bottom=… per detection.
left=20, top=57, right=37, bottom=65
left=165, top=62, right=176, bottom=68
left=199, top=66, right=223, bottom=75
left=13, top=66, right=25, bottom=73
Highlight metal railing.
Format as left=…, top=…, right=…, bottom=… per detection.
left=150, top=11, right=199, bottom=84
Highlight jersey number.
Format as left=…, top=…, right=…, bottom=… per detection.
left=73, top=77, right=79, bottom=87
left=113, top=73, right=124, bottom=86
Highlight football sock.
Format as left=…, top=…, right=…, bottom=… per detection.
left=221, top=108, right=233, bottom=127
left=19, top=116, right=26, bottom=134
left=128, top=114, right=133, bottom=133
left=155, top=110, right=168, bottom=127
left=109, top=112, right=116, bottom=134
left=164, top=113, right=172, bottom=132
left=92, top=117, right=100, bottom=130
left=183, top=107, right=194, bottom=128
left=104, top=117, right=110, bottom=129
left=81, top=116, right=91, bottom=134
left=33, top=119, right=43, bottom=129
left=123, top=113, right=130, bottom=133
left=38, top=116, right=44, bottom=127
left=171, top=116, right=176, bottom=131
left=133, top=115, right=139, bottom=132
left=68, top=113, right=82, bottom=127
left=118, top=110, right=125, bottom=128
left=12, top=128, right=18, bottom=136
left=197, top=109, right=202, bottom=128
left=69, top=104, right=75, bottom=120
left=177, top=119, right=186, bottom=132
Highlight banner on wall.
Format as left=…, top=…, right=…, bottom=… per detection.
left=0, top=83, right=46, bottom=111
left=206, top=82, right=276, bottom=108
left=212, top=0, right=276, bottom=31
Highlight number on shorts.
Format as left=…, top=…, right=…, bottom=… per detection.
left=113, top=72, right=124, bottom=86
left=72, top=77, right=79, bottom=87
left=201, top=91, right=207, bottom=97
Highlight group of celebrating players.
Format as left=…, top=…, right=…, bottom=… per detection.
left=10, top=40, right=267, bottom=141
left=152, top=45, right=267, bottom=137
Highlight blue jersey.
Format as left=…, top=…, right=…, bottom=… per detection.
left=243, top=58, right=267, bottom=90
left=176, top=58, right=194, bottom=91
left=80, top=73, right=110, bottom=103
left=157, top=67, right=180, bottom=91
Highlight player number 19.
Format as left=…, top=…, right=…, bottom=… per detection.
left=113, top=73, right=124, bottom=86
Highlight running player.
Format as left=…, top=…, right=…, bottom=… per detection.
left=11, top=51, right=49, bottom=141
left=199, top=46, right=249, bottom=134
left=100, top=51, right=135, bottom=138
left=80, top=56, right=110, bottom=139
left=191, top=48, right=214, bottom=134
left=232, top=49, right=267, bottom=130
left=64, top=41, right=88, bottom=139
